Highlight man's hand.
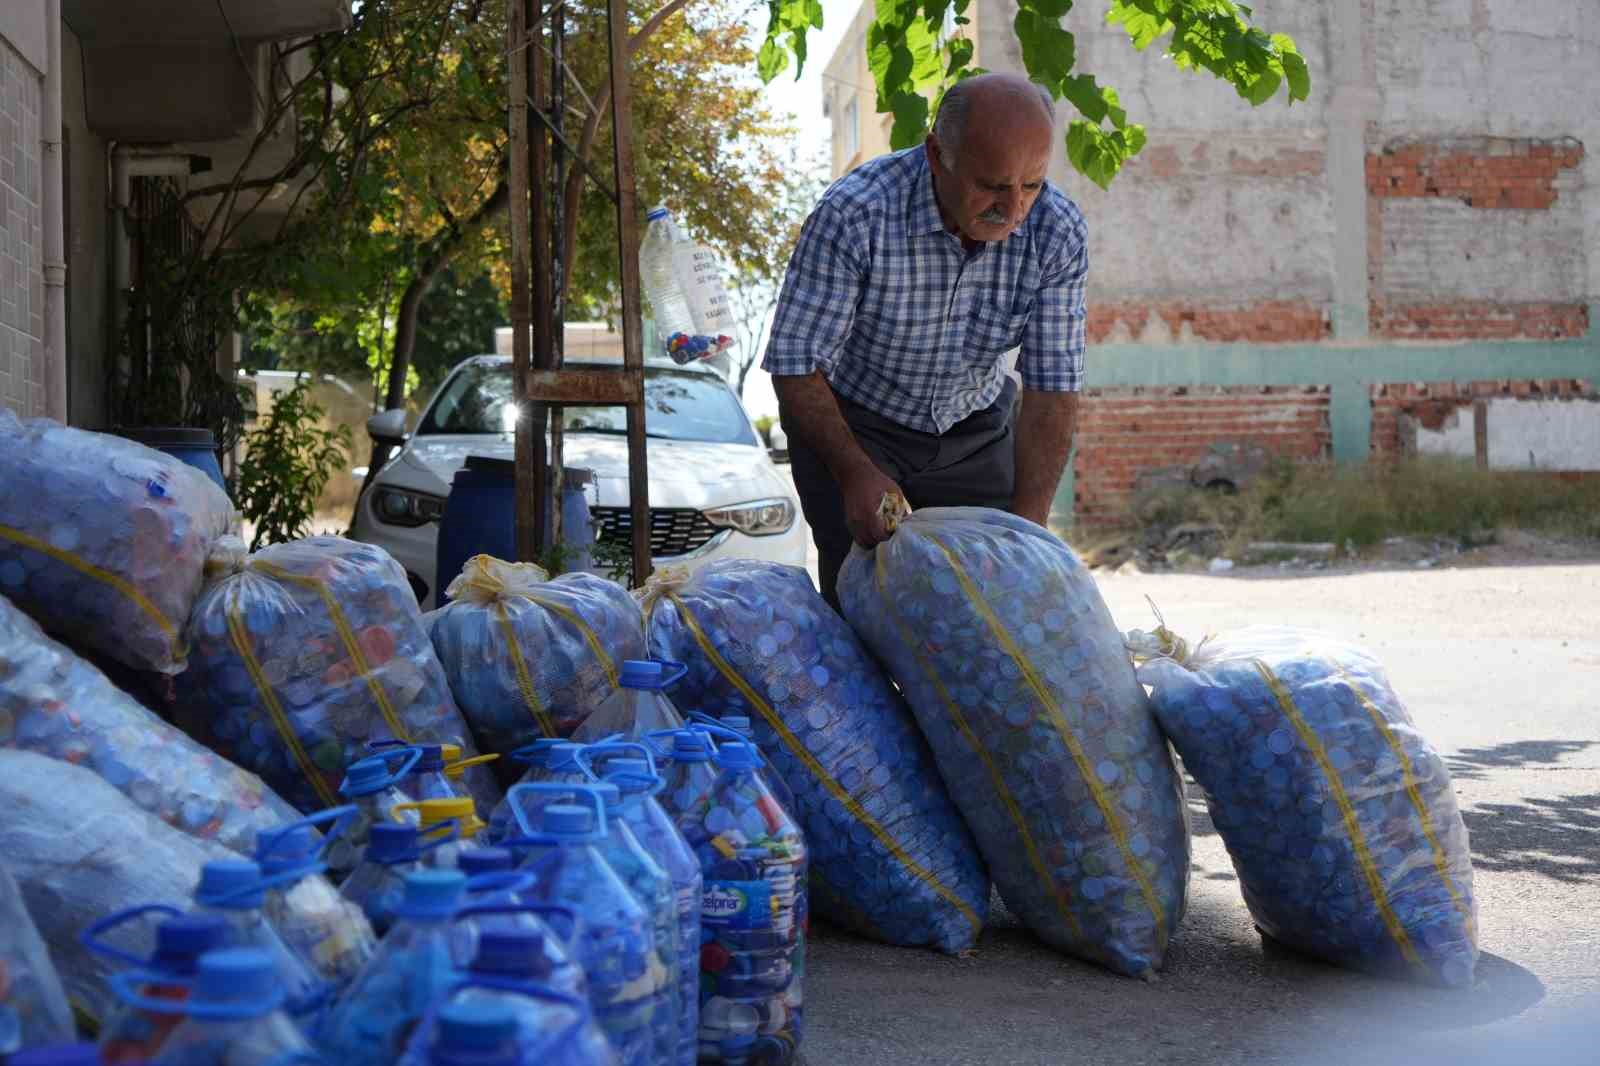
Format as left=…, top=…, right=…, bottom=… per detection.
left=841, top=463, right=906, bottom=548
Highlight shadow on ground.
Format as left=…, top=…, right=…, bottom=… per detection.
left=1446, top=738, right=1597, bottom=781
left=1461, top=791, right=1600, bottom=883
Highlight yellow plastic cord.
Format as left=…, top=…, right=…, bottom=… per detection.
left=874, top=549, right=1080, bottom=938
left=495, top=601, right=560, bottom=737
left=666, top=590, right=984, bottom=939
left=252, top=559, right=410, bottom=744
left=0, top=523, right=181, bottom=658
left=925, top=531, right=1170, bottom=948
left=522, top=594, right=621, bottom=690
left=224, top=597, right=337, bottom=808
left=1254, top=659, right=1423, bottom=969
left=1332, top=662, right=1477, bottom=945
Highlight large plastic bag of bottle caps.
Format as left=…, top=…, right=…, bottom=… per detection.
left=1, top=592, right=298, bottom=856
left=839, top=506, right=1190, bottom=978
left=1129, top=623, right=1479, bottom=987
left=0, top=749, right=236, bottom=1023
left=425, top=555, right=644, bottom=758
left=0, top=409, right=236, bottom=675
left=174, top=536, right=500, bottom=816
left=0, top=860, right=76, bottom=1056
left=642, top=560, right=991, bottom=955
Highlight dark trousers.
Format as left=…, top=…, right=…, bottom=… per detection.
left=787, top=378, right=1018, bottom=610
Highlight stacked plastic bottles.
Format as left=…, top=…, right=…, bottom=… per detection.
left=252, top=812, right=377, bottom=988
left=569, top=661, right=687, bottom=744
left=0, top=410, right=236, bottom=674
left=326, top=748, right=422, bottom=879
left=400, top=997, right=615, bottom=1066
left=485, top=743, right=591, bottom=846
left=0, top=862, right=75, bottom=1056
left=667, top=740, right=806, bottom=1065
left=129, top=948, right=325, bottom=1066
left=188, top=861, right=329, bottom=1028
left=0, top=750, right=235, bottom=1021
left=175, top=537, right=499, bottom=816
left=1131, top=624, right=1479, bottom=986
left=840, top=507, right=1191, bottom=979
left=399, top=798, right=487, bottom=869
left=82, top=907, right=227, bottom=1064
left=424, top=555, right=645, bottom=754
left=643, top=561, right=989, bottom=954
left=0, top=593, right=299, bottom=856
left=339, top=824, right=435, bottom=937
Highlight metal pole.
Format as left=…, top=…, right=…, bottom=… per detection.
left=606, top=0, right=651, bottom=586
left=507, top=0, right=536, bottom=563
left=529, top=0, right=553, bottom=560
left=548, top=0, right=566, bottom=554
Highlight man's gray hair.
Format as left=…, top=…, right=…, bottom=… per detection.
left=933, top=78, right=1055, bottom=169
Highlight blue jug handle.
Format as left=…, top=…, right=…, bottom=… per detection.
left=656, top=660, right=689, bottom=688
left=366, top=738, right=408, bottom=752
left=462, top=871, right=536, bottom=897
left=508, top=737, right=566, bottom=766
left=108, top=968, right=288, bottom=1020
left=688, top=713, right=751, bottom=744
left=257, top=804, right=359, bottom=867
left=505, top=782, right=609, bottom=840
left=340, top=746, right=422, bottom=795
left=575, top=740, right=659, bottom=781
left=80, top=903, right=184, bottom=967
left=414, top=817, right=463, bottom=855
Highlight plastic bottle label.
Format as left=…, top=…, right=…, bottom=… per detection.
left=702, top=881, right=772, bottom=930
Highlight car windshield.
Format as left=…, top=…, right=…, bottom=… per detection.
left=417, top=362, right=758, bottom=446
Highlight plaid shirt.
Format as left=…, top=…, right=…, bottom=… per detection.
left=763, top=146, right=1088, bottom=435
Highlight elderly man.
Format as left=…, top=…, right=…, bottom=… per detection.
left=763, top=73, right=1088, bottom=609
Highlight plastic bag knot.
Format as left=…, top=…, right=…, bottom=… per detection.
left=444, top=554, right=549, bottom=606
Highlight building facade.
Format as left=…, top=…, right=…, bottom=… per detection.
left=823, top=0, right=1600, bottom=526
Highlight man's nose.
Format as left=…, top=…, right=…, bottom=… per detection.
left=1007, top=187, right=1027, bottom=220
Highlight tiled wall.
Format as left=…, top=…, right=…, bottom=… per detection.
left=0, top=35, right=42, bottom=417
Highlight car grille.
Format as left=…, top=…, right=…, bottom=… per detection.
left=590, top=506, right=721, bottom=558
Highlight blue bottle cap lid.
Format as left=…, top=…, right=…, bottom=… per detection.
left=415, top=744, right=447, bottom=773
left=367, top=822, right=421, bottom=864
left=672, top=731, right=712, bottom=762
left=721, top=715, right=753, bottom=736
left=152, top=914, right=228, bottom=974
left=646, top=206, right=669, bottom=221
left=714, top=741, right=763, bottom=772
left=469, top=929, right=545, bottom=977
left=435, top=1002, right=518, bottom=1062
left=193, top=947, right=278, bottom=1007
left=256, top=824, right=319, bottom=876
left=604, top=758, right=652, bottom=793
left=457, top=847, right=515, bottom=876
left=541, top=803, right=593, bottom=836
left=194, top=860, right=265, bottom=909
left=590, top=781, right=621, bottom=811
left=619, top=659, right=663, bottom=688
left=5, top=1045, right=105, bottom=1066
left=545, top=742, right=584, bottom=773
left=400, top=869, right=468, bottom=918
left=341, top=754, right=399, bottom=796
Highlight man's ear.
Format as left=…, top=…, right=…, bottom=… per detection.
left=924, top=134, right=943, bottom=176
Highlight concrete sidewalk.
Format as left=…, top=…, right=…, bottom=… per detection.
left=799, top=561, right=1600, bottom=1065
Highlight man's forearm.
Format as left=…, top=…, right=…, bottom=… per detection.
left=773, top=372, right=879, bottom=485
left=1012, top=389, right=1079, bottom=526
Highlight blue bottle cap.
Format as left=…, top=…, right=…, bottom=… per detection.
left=721, top=715, right=753, bottom=737
left=193, top=947, right=279, bottom=1007
left=541, top=803, right=594, bottom=836
left=590, top=781, right=621, bottom=813
left=604, top=758, right=652, bottom=793
left=457, top=847, right=515, bottom=876
left=469, top=929, right=545, bottom=977
left=256, top=824, right=320, bottom=876
left=672, top=731, right=713, bottom=762
left=342, top=754, right=400, bottom=796
left=399, top=870, right=468, bottom=919
left=5, top=1045, right=105, bottom=1066
left=619, top=659, right=664, bottom=688
left=152, top=914, right=228, bottom=975
left=714, top=742, right=763, bottom=772
left=646, top=206, right=669, bottom=222
left=415, top=745, right=447, bottom=773
left=433, top=1002, right=519, bottom=1065
left=545, top=742, right=584, bottom=773
left=367, top=822, right=421, bottom=864
left=194, top=860, right=265, bottom=909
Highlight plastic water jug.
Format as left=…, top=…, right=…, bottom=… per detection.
left=338, top=822, right=459, bottom=936
left=639, top=209, right=698, bottom=346
left=254, top=809, right=377, bottom=988
left=400, top=995, right=614, bottom=1066
left=688, top=715, right=797, bottom=822
left=452, top=898, right=587, bottom=1003
left=189, top=862, right=327, bottom=1029
left=501, top=790, right=657, bottom=1066
left=319, top=871, right=469, bottom=1066
left=82, top=906, right=227, bottom=1063
left=571, top=661, right=687, bottom=744
left=655, top=730, right=720, bottom=826
left=331, top=747, right=423, bottom=878
left=396, top=798, right=486, bottom=868
left=683, top=742, right=806, bottom=1065
left=115, top=947, right=325, bottom=1066
left=485, top=743, right=590, bottom=846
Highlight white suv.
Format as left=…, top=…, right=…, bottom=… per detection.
left=350, top=353, right=808, bottom=607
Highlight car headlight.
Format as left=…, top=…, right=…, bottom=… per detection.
left=372, top=486, right=445, bottom=527
left=702, top=498, right=795, bottom=537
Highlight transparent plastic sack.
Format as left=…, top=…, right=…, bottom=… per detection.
left=425, top=556, right=645, bottom=755
left=0, top=410, right=236, bottom=674
left=0, top=749, right=236, bottom=1022
left=1130, top=623, right=1479, bottom=987
left=643, top=561, right=991, bottom=955
left=175, top=537, right=499, bottom=816
left=840, top=507, right=1190, bottom=977
left=1, top=592, right=298, bottom=855
left=0, top=861, right=76, bottom=1055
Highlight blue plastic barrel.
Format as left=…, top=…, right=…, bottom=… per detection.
left=118, top=427, right=228, bottom=493
left=436, top=455, right=596, bottom=597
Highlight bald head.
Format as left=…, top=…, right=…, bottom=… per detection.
left=926, top=74, right=1056, bottom=244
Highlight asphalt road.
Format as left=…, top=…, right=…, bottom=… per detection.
left=797, top=559, right=1600, bottom=1065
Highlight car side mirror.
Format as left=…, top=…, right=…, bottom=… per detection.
left=367, top=407, right=408, bottom=446
left=766, top=423, right=789, bottom=464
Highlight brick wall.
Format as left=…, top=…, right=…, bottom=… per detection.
left=1370, top=379, right=1595, bottom=457
left=1074, top=386, right=1332, bottom=526
left=0, top=37, right=42, bottom=418
left=1088, top=300, right=1329, bottom=344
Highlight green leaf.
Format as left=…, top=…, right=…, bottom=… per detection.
left=1058, top=73, right=1126, bottom=128
left=888, top=91, right=930, bottom=150
left=757, top=37, right=788, bottom=83
left=1013, top=9, right=1076, bottom=90
left=1021, top=0, right=1074, bottom=20
left=1106, top=0, right=1171, bottom=50
left=946, top=37, right=975, bottom=78
left=1064, top=117, right=1144, bottom=189
left=806, top=0, right=825, bottom=28
left=1274, top=34, right=1311, bottom=101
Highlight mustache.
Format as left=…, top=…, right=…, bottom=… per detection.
left=976, top=207, right=1011, bottom=224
